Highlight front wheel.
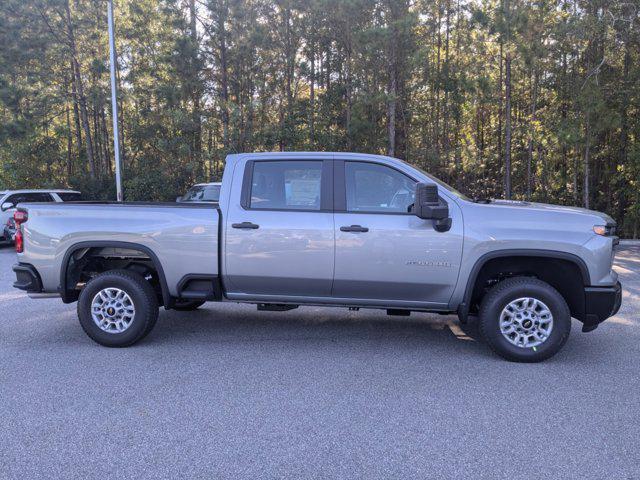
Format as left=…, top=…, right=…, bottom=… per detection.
left=479, top=277, right=571, bottom=362
left=77, top=269, right=159, bottom=347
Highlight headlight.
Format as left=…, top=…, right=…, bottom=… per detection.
left=593, top=224, right=616, bottom=236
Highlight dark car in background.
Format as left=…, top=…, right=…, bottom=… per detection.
left=3, top=217, right=16, bottom=243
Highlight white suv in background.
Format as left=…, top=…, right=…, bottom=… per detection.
left=177, top=182, right=222, bottom=203
left=1, top=190, right=81, bottom=242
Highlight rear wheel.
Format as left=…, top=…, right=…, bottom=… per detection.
left=172, top=300, right=206, bottom=311
left=479, top=277, right=571, bottom=362
left=77, top=269, right=159, bottom=347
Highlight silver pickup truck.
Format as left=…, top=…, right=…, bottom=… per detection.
left=12, top=152, right=621, bottom=362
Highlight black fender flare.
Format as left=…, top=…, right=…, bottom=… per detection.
left=457, top=249, right=591, bottom=323
left=59, top=240, right=171, bottom=308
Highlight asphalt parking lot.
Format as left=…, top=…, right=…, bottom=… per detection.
left=1, top=243, right=639, bottom=479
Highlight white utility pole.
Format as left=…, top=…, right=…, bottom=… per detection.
left=107, top=0, right=123, bottom=201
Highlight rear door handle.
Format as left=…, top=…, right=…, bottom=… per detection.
left=232, top=222, right=259, bottom=229
left=340, top=225, right=369, bottom=233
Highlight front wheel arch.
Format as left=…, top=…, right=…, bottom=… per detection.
left=459, top=250, right=590, bottom=322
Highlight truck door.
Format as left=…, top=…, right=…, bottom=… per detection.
left=225, top=158, right=335, bottom=297
left=332, top=160, right=463, bottom=307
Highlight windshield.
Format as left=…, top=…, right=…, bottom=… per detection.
left=412, top=166, right=471, bottom=201
left=181, top=184, right=221, bottom=202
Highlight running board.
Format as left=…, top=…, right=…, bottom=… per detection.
left=28, top=293, right=61, bottom=299
left=387, top=309, right=411, bottom=316
left=257, top=303, right=299, bottom=312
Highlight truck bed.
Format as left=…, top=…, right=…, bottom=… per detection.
left=16, top=202, right=220, bottom=296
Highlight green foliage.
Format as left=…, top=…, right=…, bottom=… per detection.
left=0, top=0, right=639, bottom=236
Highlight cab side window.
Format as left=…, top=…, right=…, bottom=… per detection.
left=250, top=161, right=322, bottom=211
left=345, top=162, right=416, bottom=213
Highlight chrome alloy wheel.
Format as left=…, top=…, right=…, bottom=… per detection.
left=499, top=297, right=554, bottom=348
left=91, top=288, right=136, bottom=334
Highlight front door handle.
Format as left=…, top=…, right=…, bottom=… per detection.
left=232, top=222, right=259, bottom=229
left=340, top=225, right=369, bottom=233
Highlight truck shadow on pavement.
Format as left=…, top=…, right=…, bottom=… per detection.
left=144, top=305, right=494, bottom=360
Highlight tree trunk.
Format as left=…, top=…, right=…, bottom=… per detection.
left=443, top=0, right=451, bottom=159
left=497, top=41, right=503, bottom=195
left=309, top=39, right=315, bottom=147
left=64, top=0, right=95, bottom=179
left=618, top=37, right=631, bottom=221
left=345, top=35, right=353, bottom=150
left=388, top=76, right=396, bottom=156
left=526, top=69, right=538, bottom=200
left=93, top=104, right=102, bottom=175
left=70, top=63, right=82, bottom=163
left=64, top=74, right=73, bottom=178
left=434, top=2, right=442, bottom=157
left=504, top=50, right=512, bottom=199
left=281, top=4, right=294, bottom=150
left=189, top=0, right=202, bottom=177
left=583, top=114, right=591, bottom=209
left=101, top=107, right=111, bottom=174
left=217, top=4, right=230, bottom=153
left=387, top=6, right=397, bottom=157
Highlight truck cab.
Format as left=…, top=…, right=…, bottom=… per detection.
left=221, top=153, right=464, bottom=310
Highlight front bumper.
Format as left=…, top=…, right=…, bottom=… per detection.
left=582, top=281, right=622, bottom=332
left=13, top=263, right=43, bottom=293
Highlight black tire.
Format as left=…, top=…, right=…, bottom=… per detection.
left=479, top=277, right=571, bottom=362
left=77, top=269, right=159, bottom=347
left=172, top=300, right=206, bottom=311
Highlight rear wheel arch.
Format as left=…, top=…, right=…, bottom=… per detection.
left=59, top=241, right=171, bottom=308
left=460, top=249, right=590, bottom=322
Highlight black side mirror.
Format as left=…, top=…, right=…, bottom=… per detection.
left=1, top=202, right=15, bottom=212
left=412, top=183, right=452, bottom=232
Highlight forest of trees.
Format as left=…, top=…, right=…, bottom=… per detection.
left=1, top=0, right=639, bottom=235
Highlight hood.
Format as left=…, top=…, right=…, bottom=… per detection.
left=476, top=199, right=615, bottom=225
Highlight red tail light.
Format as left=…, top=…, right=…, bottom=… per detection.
left=14, top=210, right=27, bottom=253
left=15, top=229, right=23, bottom=253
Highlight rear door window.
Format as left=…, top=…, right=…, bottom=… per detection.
left=249, top=161, right=323, bottom=211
